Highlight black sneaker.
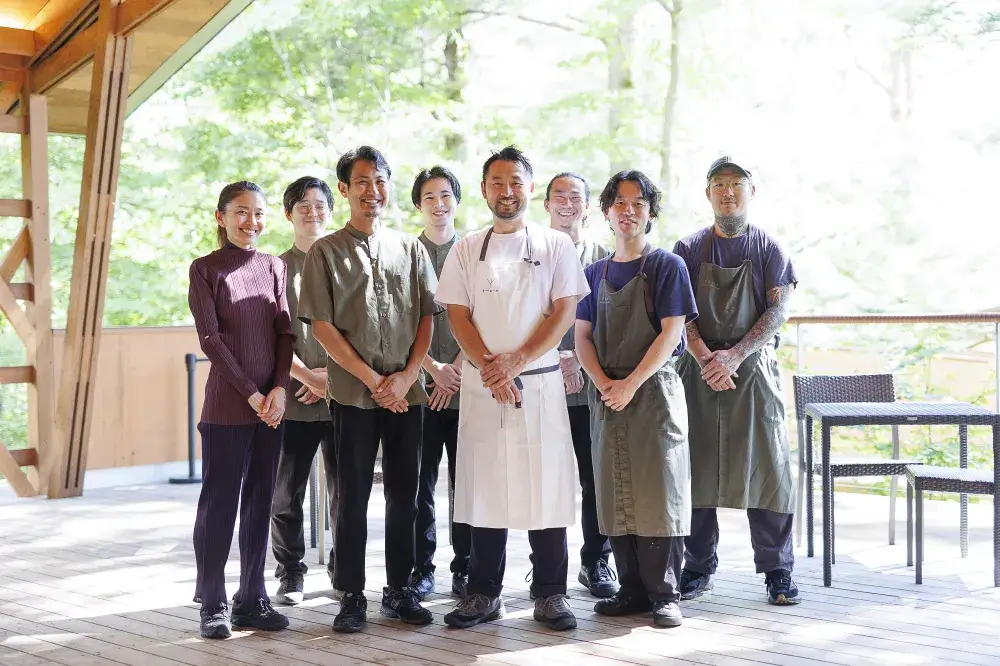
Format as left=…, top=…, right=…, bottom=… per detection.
left=533, top=594, right=577, bottom=631
left=451, top=572, right=469, bottom=599
left=679, top=569, right=714, bottom=600
left=578, top=559, right=619, bottom=598
left=409, top=570, right=435, bottom=601
left=594, top=589, right=651, bottom=616
left=275, top=576, right=304, bottom=605
left=765, top=569, right=800, bottom=605
left=381, top=587, right=433, bottom=625
left=651, top=600, right=683, bottom=628
left=333, top=592, right=368, bottom=633
left=231, top=598, right=289, bottom=631
left=444, top=593, right=505, bottom=629
left=199, top=603, right=231, bottom=639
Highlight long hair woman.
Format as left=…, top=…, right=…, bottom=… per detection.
left=188, top=181, right=295, bottom=638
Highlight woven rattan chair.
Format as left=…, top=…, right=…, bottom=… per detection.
left=793, top=374, right=923, bottom=565
left=905, top=466, right=997, bottom=584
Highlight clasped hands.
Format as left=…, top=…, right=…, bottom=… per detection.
left=559, top=350, right=584, bottom=394
left=480, top=351, right=526, bottom=405
left=248, top=387, right=286, bottom=428
left=368, top=367, right=419, bottom=413
left=426, top=360, right=463, bottom=411
left=699, top=348, right=742, bottom=392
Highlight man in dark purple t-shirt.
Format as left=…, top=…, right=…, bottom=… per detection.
left=672, top=157, right=800, bottom=607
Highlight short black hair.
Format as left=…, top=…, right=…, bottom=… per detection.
left=481, top=144, right=533, bottom=182
left=599, top=170, right=661, bottom=233
left=411, top=166, right=462, bottom=208
left=545, top=172, right=590, bottom=203
left=336, top=145, right=391, bottom=185
left=282, top=176, right=334, bottom=214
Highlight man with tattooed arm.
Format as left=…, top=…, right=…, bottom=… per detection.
left=672, top=157, right=800, bottom=606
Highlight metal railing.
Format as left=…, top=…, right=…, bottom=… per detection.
left=170, top=353, right=208, bottom=485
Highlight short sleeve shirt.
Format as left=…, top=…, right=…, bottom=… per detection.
left=297, top=223, right=437, bottom=409
left=577, top=248, right=698, bottom=357
left=280, top=246, right=331, bottom=422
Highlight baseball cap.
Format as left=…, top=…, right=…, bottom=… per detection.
left=707, top=156, right=753, bottom=181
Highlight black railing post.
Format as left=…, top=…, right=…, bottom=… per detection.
left=170, top=353, right=203, bottom=484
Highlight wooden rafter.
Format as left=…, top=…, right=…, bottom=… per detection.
left=0, top=200, right=31, bottom=218
left=0, top=28, right=38, bottom=58
left=115, top=0, right=182, bottom=36
left=0, top=366, right=36, bottom=385
left=31, top=24, right=98, bottom=95
left=0, top=116, right=29, bottom=134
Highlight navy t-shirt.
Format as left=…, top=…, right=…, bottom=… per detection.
left=671, top=225, right=797, bottom=316
left=576, top=248, right=698, bottom=357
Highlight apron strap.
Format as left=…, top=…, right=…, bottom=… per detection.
left=479, top=226, right=538, bottom=265
left=602, top=244, right=656, bottom=325
left=700, top=225, right=716, bottom=265
left=512, top=364, right=561, bottom=408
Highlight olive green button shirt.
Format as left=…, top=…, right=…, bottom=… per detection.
left=418, top=231, right=461, bottom=411
left=560, top=239, right=610, bottom=407
left=297, top=222, right=437, bottom=410
left=280, top=245, right=331, bottom=422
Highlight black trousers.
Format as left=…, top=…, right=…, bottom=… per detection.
left=611, top=535, right=683, bottom=602
left=193, top=422, right=282, bottom=608
left=270, top=419, right=338, bottom=580
left=568, top=405, right=612, bottom=567
left=331, top=402, right=422, bottom=593
left=683, top=507, right=795, bottom=575
left=468, top=526, right=568, bottom=598
left=414, top=407, right=471, bottom=575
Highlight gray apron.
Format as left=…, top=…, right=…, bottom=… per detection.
left=675, top=229, right=795, bottom=513
left=590, top=249, right=691, bottom=537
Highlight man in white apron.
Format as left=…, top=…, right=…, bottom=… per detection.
left=672, top=157, right=800, bottom=606
left=435, top=146, right=590, bottom=630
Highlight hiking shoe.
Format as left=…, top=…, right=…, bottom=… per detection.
left=765, top=569, right=800, bottom=605
left=381, top=587, right=433, bottom=625
left=594, top=589, right=652, bottom=616
left=410, top=570, right=435, bottom=601
left=679, top=569, right=714, bottom=600
left=444, top=593, right=505, bottom=629
left=452, top=572, right=469, bottom=599
left=578, top=559, right=619, bottom=598
left=332, top=592, right=368, bottom=633
left=199, top=603, right=231, bottom=639
left=651, top=600, right=683, bottom=628
left=275, top=576, right=304, bottom=605
left=231, top=598, right=289, bottom=631
left=533, top=594, right=577, bottom=631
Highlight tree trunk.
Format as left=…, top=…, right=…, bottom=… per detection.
left=443, top=27, right=467, bottom=162
left=607, top=6, right=637, bottom=174
left=659, top=1, right=682, bottom=212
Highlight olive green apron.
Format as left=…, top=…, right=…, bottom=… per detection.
left=675, top=228, right=795, bottom=513
left=590, top=248, right=691, bottom=537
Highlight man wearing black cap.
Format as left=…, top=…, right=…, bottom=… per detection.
left=671, top=157, right=800, bottom=606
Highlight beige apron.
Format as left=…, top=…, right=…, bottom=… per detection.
left=590, top=248, right=692, bottom=537
left=675, top=229, right=795, bottom=513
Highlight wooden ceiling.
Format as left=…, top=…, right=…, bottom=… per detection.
left=0, top=0, right=252, bottom=134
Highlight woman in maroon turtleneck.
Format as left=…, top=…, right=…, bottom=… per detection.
left=188, top=181, right=295, bottom=639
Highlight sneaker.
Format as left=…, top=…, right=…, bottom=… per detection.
left=409, top=570, right=435, bottom=601
left=332, top=592, right=368, bottom=633
left=381, top=587, right=433, bottom=625
left=231, top=598, right=289, bottom=631
left=765, top=569, right=800, bottom=606
left=651, top=600, right=683, bottom=628
left=594, top=589, right=651, bottom=616
left=199, top=603, right=231, bottom=639
left=533, top=594, right=577, bottom=631
left=451, top=572, right=469, bottom=599
left=578, top=559, right=619, bottom=598
left=679, top=569, right=714, bottom=600
left=444, top=593, right=505, bottom=629
left=275, top=576, right=304, bottom=605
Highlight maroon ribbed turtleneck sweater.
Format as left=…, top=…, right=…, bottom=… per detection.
left=188, top=242, right=295, bottom=425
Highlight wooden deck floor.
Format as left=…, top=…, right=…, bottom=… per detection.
left=1, top=479, right=999, bottom=665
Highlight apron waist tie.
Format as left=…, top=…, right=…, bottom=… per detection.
left=512, top=364, right=560, bottom=408
left=703, top=337, right=778, bottom=352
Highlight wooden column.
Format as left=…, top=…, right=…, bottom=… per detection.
left=50, top=0, right=133, bottom=498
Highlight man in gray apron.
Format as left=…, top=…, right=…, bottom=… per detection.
left=673, top=157, right=800, bottom=606
left=544, top=172, right=618, bottom=598
left=575, top=170, right=698, bottom=627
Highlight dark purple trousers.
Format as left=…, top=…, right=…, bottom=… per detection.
left=193, top=422, right=283, bottom=608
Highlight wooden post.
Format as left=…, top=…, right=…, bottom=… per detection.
left=50, top=0, right=133, bottom=498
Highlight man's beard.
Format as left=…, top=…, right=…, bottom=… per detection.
left=489, top=197, right=527, bottom=220
left=715, top=213, right=748, bottom=237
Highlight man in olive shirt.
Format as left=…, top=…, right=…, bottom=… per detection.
left=298, top=146, right=438, bottom=633
left=271, top=177, right=338, bottom=605
left=409, top=166, right=471, bottom=600
left=544, top=172, right=618, bottom=598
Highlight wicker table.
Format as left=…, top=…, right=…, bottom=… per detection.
left=803, top=401, right=1000, bottom=587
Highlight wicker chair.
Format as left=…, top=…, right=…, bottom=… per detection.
left=905, top=466, right=997, bottom=584
left=793, top=374, right=924, bottom=565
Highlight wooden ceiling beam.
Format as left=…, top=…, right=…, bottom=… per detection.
left=0, top=28, right=38, bottom=58
left=27, top=1, right=100, bottom=63
left=30, top=24, right=98, bottom=95
left=115, top=0, right=182, bottom=36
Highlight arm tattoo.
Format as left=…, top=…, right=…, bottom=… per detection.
left=685, top=320, right=703, bottom=344
left=733, top=283, right=793, bottom=360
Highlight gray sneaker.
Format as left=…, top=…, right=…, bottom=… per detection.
left=533, top=594, right=577, bottom=631
left=651, top=600, right=683, bottom=628
left=444, top=593, right=505, bottom=629
left=275, top=576, right=304, bottom=605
